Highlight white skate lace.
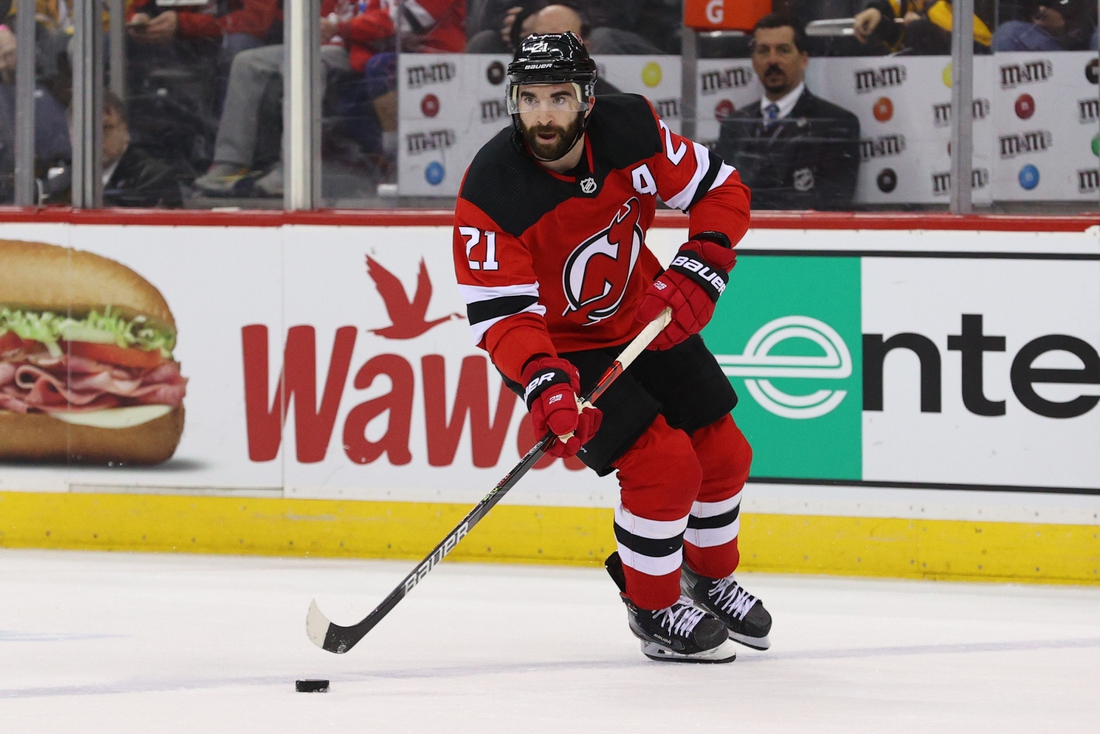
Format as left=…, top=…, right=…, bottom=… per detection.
left=708, top=578, right=757, bottom=621
left=653, top=596, right=707, bottom=636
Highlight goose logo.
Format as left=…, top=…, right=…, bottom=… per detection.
left=715, top=316, right=852, bottom=419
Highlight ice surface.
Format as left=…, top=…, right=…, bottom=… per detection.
left=1, top=549, right=1098, bottom=734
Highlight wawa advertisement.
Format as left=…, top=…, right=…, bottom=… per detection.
left=0, top=223, right=1097, bottom=506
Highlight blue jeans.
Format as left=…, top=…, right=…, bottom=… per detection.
left=992, top=21, right=1063, bottom=52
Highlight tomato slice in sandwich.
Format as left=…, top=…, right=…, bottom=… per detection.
left=65, top=341, right=167, bottom=369
left=0, top=330, right=21, bottom=355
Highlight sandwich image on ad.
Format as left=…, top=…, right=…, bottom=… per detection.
left=0, top=240, right=187, bottom=465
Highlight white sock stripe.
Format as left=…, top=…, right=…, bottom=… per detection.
left=690, top=494, right=741, bottom=519
left=617, top=545, right=684, bottom=577
left=684, top=517, right=740, bottom=549
left=614, top=504, right=689, bottom=539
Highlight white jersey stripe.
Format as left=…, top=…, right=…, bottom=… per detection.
left=663, top=141, right=712, bottom=211
left=468, top=303, right=546, bottom=345
left=690, top=493, right=741, bottom=519
left=614, top=504, right=689, bottom=540
left=708, top=162, right=735, bottom=191
left=459, top=282, right=545, bottom=345
left=617, top=545, right=684, bottom=577
left=684, top=517, right=740, bottom=549
left=457, top=282, right=540, bottom=303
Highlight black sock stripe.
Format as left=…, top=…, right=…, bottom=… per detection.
left=686, top=504, right=740, bottom=531
left=614, top=523, right=684, bottom=558
left=467, top=295, right=539, bottom=325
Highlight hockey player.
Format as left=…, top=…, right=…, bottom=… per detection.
left=452, top=32, right=771, bottom=663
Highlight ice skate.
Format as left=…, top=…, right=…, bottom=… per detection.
left=623, top=594, right=737, bottom=663
left=680, top=565, right=772, bottom=650
left=605, top=552, right=735, bottom=663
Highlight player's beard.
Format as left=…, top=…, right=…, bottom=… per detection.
left=521, top=113, right=584, bottom=161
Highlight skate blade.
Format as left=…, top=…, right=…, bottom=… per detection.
left=729, top=631, right=770, bottom=651
left=640, top=639, right=737, bottom=664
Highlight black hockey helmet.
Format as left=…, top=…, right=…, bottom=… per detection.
left=507, top=32, right=597, bottom=109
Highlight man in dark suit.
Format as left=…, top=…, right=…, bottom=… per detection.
left=716, top=14, right=860, bottom=211
left=47, top=91, right=183, bottom=207
left=100, top=92, right=184, bottom=208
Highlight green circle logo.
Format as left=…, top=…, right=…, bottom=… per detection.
left=1092, top=135, right=1099, bottom=156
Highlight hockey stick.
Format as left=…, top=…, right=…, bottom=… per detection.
left=306, top=307, right=672, bottom=654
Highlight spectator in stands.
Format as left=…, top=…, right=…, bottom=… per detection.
left=98, top=91, right=184, bottom=208
left=464, top=4, right=622, bottom=93
left=41, top=91, right=183, bottom=207
left=0, top=0, right=74, bottom=97
left=716, top=14, right=861, bottom=211
left=0, top=1, right=75, bottom=103
left=992, top=0, right=1098, bottom=51
left=852, top=0, right=994, bottom=54
left=0, top=23, right=71, bottom=204
left=466, top=0, right=676, bottom=54
left=125, top=0, right=282, bottom=148
left=193, top=0, right=464, bottom=197
left=0, top=20, right=12, bottom=82
left=127, top=0, right=282, bottom=70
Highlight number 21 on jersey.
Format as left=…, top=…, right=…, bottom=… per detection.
left=459, top=227, right=499, bottom=271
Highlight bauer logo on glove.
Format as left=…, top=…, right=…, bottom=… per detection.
left=669, top=253, right=728, bottom=299
left=636, top=234, right=737, bottom=351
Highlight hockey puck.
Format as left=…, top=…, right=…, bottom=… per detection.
left=295, top=679, right=329, bottom=693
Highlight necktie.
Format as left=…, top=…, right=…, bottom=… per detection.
left=764, top=103, right=780, bottom=129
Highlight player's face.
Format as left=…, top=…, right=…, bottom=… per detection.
left=751, top=26, right=808, bottom=98
left=516, top=83, right=587, bottom=161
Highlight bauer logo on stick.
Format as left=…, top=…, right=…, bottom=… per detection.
left=403, top=523, right=469, bottom=595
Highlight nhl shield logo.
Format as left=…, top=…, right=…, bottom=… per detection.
left=793, top=167, right=815, bottom=191
left=580, top=176, right=598, bottom=195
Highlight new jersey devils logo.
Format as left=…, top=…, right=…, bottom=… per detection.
left=561, top=197, right=643, bottom=325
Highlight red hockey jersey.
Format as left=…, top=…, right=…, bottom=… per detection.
left=452, top=95, right=751, bottom=383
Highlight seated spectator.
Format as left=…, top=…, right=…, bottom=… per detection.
left=466, top=0, right=674, bottom=54
left=0, top=1, right=75, bottom=103
left=193, top=0, right=464, bottom=197
left=852, top=0, right=994, bottom=54
left=99, top=91, right=184, bottom=208
left=39, top=91, right=183, bottom=207
left=716, top=14, right=861, bottom=211
left=126, top=0, right=282, bottom=71
left=466, top=4, right=622, bottom=92
left=125, top=0, right=282, bottom=143
left=992, top=0, right=1098, bottom=51
left=0, top=24, right=71, bottom=204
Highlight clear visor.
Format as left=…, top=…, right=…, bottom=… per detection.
left=507, top=82, right=591, bottom=115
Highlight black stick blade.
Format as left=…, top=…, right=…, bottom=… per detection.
left=308, top=598, right=378, bottom=653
